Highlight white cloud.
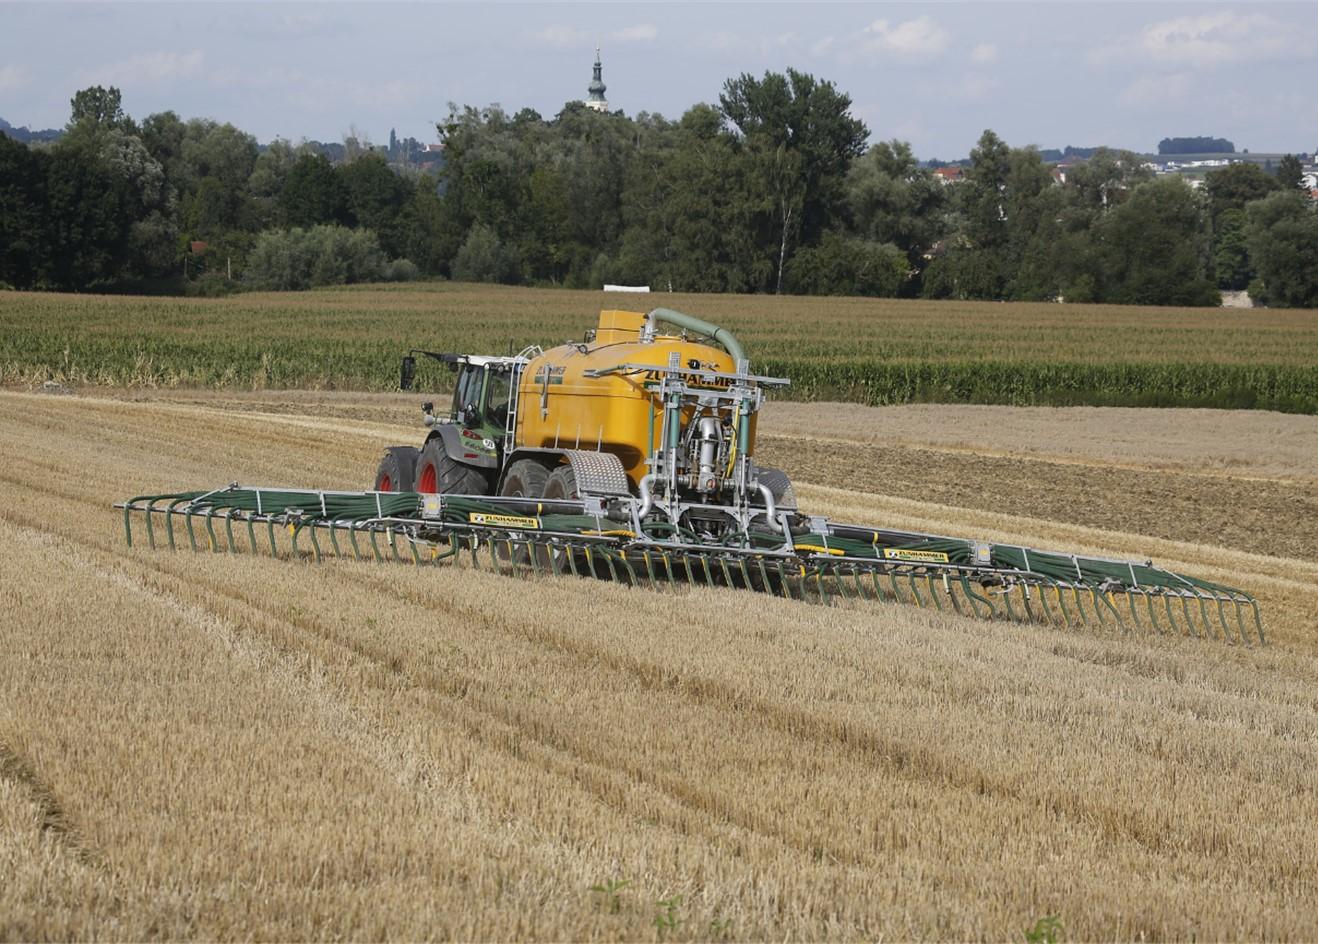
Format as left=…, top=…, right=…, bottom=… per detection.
left=970, top=43, right=999, bottom=65
left=1096, top=11, right=1312, bottom=67
left=533, top=25, right=588, bottom=49
left=83, top=50, right=205, bottom=87
left=267, top=11, right=343, bottom=39
left=0, top=64, right=28, bottom=93
left=529, top=22, right=657, bottom=49
left=810, top=36, right=835, bottom=57
left=697, top=31, right=797, bottom=56
left=861, top=16, right=948, bottom=58
left=1121, top=72, right=1192, bottom=108
left=957, top=74, right=1002, bottom=104
left=613, top=24, right=657, bottom=43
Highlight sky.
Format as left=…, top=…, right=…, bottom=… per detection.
left=1, top=1, right=1315, bottom=159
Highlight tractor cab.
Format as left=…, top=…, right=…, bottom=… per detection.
left=386, top=350, right=532, bottom=495
left=450, top=357, right=514, bottom=444
left=400, top=351, right=521, bottom=444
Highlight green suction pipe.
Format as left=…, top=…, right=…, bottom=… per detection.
left=646, top=308, right=747, bottom=367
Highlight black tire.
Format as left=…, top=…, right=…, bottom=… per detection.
left=414, top=438, right=488, bottom=495
left=540, top=464, right=583, bottom=573
left=499, top=459, right=550, bottom=499
left=542, top=464, right=579, bottom=501
left=374, top=446, right=419, bottom=492
left=496, top=460, right=551, bottom=569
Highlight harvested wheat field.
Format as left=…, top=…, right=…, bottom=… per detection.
left=2, top=388, right=1317, bottom=941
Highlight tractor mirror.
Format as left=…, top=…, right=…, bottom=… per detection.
left=400, top=355, right=417, bottom=391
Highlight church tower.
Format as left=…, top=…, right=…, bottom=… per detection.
left=585, top=46, right=608, bottom=112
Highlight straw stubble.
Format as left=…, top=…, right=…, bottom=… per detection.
left=1, top=389, right=1316, bottom=940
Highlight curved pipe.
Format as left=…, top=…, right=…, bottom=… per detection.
left=637, top=473, right=660, bottom=520
left=756, top=482, right=777, bottom=525
left=646, top=308, right=747, bottom=368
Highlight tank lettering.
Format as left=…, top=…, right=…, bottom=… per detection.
left=641, top=369, right=728, bottom=389
left=533, top=366, right=565, bottom=385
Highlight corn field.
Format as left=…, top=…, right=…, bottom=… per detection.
left=3, top=282, right=1317, bottom=411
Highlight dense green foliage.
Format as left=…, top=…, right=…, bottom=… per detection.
left=1245, top=193, right=1318, bottom=309
left=2, top=82, right=1316, bottom=307
left=244, top=225, right=412, bottom=291
left=3, top=283, right=1316, bottom=413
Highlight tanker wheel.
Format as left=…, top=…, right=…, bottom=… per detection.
left=498, top=460, right=552, bottom=570
left=500, top=459, right=549, bottom=499
left=414, top=439, right=487, bottom=495
left=374, top=447, right=419, bottom=492
left=541, top=465, right=591, bottom=576
left=542, top=465, right=578, bottom=500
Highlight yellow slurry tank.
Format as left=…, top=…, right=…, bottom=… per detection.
left=515, top=309, right=754, bottom=486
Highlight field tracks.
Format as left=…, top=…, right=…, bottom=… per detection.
left=4, top=388, right=1318, bottom=938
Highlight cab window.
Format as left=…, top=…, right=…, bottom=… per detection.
left=484, top=369, right=511, bottom=427
left=453, top=365, right=482, bottom=417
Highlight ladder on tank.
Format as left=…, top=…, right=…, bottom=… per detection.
left=504, top=346, right=543, bottom=446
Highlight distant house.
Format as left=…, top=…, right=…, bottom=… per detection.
left=932, top=166, right=963, bottom=185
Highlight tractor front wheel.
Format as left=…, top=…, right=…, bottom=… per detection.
left=414, top=439, right=488, bottom=495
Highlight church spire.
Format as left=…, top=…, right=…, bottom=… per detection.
left=586, top=45, right=608, bottom=112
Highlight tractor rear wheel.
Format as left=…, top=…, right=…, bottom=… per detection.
left=499, top=459, right=549, bottom=499
left=414, top=439, right=487, bottom=495
left=542, top=465, right=579, bottom=501
left=374, top=447, right=419, bottom=492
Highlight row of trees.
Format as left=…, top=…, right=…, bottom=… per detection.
left=0, top=86, right=436, bottom=293
left=433, top=85, right=1316, bottom=307
left=2, top=80, right=1316, bottom=306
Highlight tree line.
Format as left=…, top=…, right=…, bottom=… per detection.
left=2, top=77, right=1316, bottom=307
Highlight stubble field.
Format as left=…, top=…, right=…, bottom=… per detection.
left=2, top=386, right=1317, bottom=940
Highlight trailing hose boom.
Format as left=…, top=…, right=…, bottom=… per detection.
left=116, top=307, right=1264, bottom=644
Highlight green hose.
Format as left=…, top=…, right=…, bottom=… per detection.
left=647, top=308, right=747, bottom=367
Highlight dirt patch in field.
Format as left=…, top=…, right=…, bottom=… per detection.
left=758, top=436, right=1318, bottom=561
left=761, top=402, right=1318, bottom=482
left=55, top=388, right=1318, bottom=560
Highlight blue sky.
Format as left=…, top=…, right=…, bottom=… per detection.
left=1, top=2, right=1314, bottom=158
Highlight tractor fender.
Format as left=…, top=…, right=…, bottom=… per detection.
left=425, top=424, right=500, bottom=470
left=502, top=447, right=631, bottom=497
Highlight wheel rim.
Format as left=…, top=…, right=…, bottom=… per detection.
left=419, top=463, right=437, bottom=493
left=378, top=473, right=393, bottom=492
